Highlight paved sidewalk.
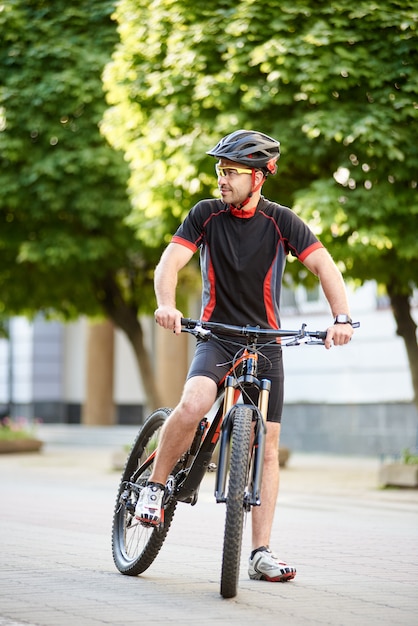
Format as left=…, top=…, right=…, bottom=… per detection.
left=0, top=427, right=417, bottom=625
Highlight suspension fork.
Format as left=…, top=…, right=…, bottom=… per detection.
left=215, top=377, right=271, bottom=506
left=215, top=375, right=240, bottom=503
left=251, top=378, right=271, bottom=505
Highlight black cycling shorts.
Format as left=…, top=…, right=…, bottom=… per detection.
left=187, top=337, right=284, bottom=423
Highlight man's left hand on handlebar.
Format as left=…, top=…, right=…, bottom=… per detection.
left=154, top=305, right=183, bottom=335
left=325, top=323, right=354, bottom=350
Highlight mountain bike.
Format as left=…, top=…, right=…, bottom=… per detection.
left=112, top=318, right=358, bottom=598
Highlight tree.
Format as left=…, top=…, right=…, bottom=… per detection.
left=0, top=0, right=163, bottom=409
left=103, top=0, right=418, bottom=406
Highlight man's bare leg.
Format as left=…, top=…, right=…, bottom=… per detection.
left=149, top=376, right=217, bottom=486
left=251, top=422, right=281, bottom=549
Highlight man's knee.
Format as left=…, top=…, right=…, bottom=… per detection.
left=178, top=376, right=217, bottom=416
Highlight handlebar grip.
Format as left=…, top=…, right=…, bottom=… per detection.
left=181, top=317, right=195, bottom=327
left=316, top=321, right=359, bottom=340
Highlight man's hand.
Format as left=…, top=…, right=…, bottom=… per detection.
left=154, top=305, right=183, bottom=335
left=324, top=323, right=354, bottom=350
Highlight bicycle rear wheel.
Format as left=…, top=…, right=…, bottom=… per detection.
left=112, top=408, right=177, bottom=576
left=220, top=406, right=253, bottom=598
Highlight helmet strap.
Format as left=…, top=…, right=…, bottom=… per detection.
left=231, top=170, right=265, bottom=210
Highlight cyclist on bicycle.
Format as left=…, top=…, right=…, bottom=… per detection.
left=136, top=129, right=355, bottom=583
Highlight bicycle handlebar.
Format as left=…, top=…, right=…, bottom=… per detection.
left=181, top=318, right=331, bottom=344
left=181, top=318, right=360, bottom=345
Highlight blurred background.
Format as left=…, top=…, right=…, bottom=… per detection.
left=1, top=0, right=417, bottom=457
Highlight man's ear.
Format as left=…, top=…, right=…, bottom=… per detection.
left=255, top=169, right=266, bottom=186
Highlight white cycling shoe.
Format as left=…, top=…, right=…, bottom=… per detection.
left=135, top=483, right=164, bottom=526
left=248, top=547, right=296, bottom=582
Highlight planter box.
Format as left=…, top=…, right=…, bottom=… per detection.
left=0, top=439, right=43, bottom=454
left=378, top=463, right=418, bottom=488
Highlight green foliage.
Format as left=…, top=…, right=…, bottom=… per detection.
left=104, top=0, right=418, bottom=297
left=0, top=0, right=158, bottom=324
left=1, top=0, right=417, bottom=332
left=401, top=448, right=418, bottom=465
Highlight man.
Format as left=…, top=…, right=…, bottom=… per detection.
left=135, top=130, right=354, bottom=582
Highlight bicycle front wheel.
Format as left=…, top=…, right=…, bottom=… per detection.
left=112, top=408, right=177, bottom=576
left=220, top=406, right=253, bottom=598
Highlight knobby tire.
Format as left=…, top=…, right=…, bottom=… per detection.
left=220, top=406, right=253, bottom=598
left=112, top=408, right=177, bottom=576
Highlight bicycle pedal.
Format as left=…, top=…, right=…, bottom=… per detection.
left=207, top=463, right=217, bottom=472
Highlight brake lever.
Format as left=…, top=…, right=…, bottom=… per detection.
left=187, top=324, right=211, bottom=340
left=283, top=338, right=301, bottom=347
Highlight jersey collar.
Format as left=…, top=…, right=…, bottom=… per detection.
left=229, top=197, right=263, bottom=218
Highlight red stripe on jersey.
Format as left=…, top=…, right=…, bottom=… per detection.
left=202, top=255, right=216, bottom=321
left=263, top=264, right=278, bottom=328
left=298, top=240, right=323, bottom=262
left=171, top=235, right=198, bottom=252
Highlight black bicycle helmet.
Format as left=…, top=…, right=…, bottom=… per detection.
left=207, top=129, right=280, bottom=175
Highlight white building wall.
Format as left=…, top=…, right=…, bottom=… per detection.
left=281, top=282, right=414, bottom=405
left=10, top=318, right=33, bottom=405
left=281, top=311, right=413, bottom=405
left=62, top=318, right=87, bottom=404
left=0, top=335, right=9, bottom=405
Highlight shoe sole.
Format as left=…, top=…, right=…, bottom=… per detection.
left=264, top=571, right=296, bottom=582
left=135, top=509, right=164, bottom=527
left=249, top=570, right=296, bottom=582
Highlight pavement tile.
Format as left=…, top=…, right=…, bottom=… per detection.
left=0, top=437, right=417, bottom=625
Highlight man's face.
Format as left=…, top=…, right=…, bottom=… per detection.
left=216, top=158, right=254, bottom=206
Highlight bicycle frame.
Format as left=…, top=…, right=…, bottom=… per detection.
left=171, top=316, right=360, bottom=509
left=171, top=324, right=285, bottom=512
left=127, top=339, right=270, bottom=511
left=127, top=317, right=359, bottom=511
left=112, top=317, right=359, bottom=597
left=174, top=350, right=270, bottom=509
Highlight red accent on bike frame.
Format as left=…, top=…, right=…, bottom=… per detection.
left=210, top=388, right=243, bottom=446
left=143, top=449, right=157, bottom=465
left=218, top=350, right=250, bottom=387
left=211, top=422, right=222, bottom=445
left=210, top=350, right=255, bottom=445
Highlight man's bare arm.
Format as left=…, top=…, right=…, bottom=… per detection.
left=154, top=242, right=194, bottom=334
left=302, top=247, right=354, bottom=349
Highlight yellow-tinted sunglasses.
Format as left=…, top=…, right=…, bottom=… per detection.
left=215, top=164, right=253, bottom=177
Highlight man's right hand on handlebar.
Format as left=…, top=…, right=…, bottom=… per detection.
left=154, top=305, right=183, bottom=335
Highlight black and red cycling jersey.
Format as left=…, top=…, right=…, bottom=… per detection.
left=172, top=197, right=323, bottom=329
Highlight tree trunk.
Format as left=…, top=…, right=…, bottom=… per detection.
left=97, top=275, right=162, bottom=411
left=386, top=281, right=418, bottom=409
left=123, top=317, right=163, bottom=412
left=155, top=322, right=189, bottom=407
